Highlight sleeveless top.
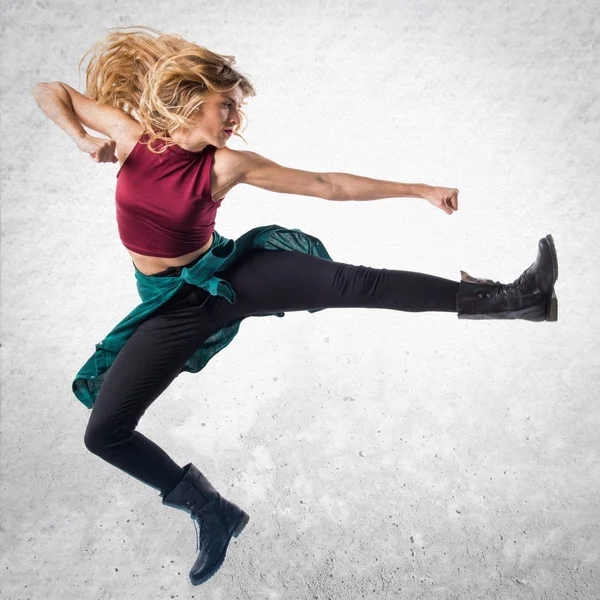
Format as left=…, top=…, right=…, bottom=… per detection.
left=115, top=134, right=224, bottom=257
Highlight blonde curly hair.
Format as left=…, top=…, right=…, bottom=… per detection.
left=78, top=25, right=256, bottom=153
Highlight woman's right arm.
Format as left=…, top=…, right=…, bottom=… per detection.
left=32, top=82, right=89, bottom=143
left=31, top=82, right=130, bottom=163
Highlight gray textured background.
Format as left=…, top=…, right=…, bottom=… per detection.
left=2, top=0, right=599, bottom=598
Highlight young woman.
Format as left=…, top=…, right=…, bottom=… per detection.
left=32, top=26, right=558, bottom=587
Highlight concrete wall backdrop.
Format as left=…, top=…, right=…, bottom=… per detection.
left=1, top=0, right=598, bottom=598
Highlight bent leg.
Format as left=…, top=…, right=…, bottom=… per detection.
left=206, top=249, right=459, bottom=326
left=84, top=284, right=217, bottom=496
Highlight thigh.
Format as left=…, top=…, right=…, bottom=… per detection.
left=85, top=284, right=216, bottom=440
left=205, top=249, right=369, bottom=326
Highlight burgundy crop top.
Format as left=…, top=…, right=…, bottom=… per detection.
left=115, top=134, right=224, bottom=257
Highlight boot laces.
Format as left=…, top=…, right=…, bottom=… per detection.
left=191, top=498, right=216, bottom=554
left=192, top=513, right=203, bottom=553
left=488, top=271, right=529, bottom=297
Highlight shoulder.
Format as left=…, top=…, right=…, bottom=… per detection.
left=116, top=124, right=145, bottom=167
left=210, top=146, right=259, bottom=199
left=212, top=146, right=249, bottom=184
left=212, top=146, right=270, bottom=182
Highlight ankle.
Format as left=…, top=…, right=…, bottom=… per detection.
left=161, top=466, right=188, bottom=498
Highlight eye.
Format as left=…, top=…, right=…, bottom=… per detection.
left=223, top=102, right=233, bottom=108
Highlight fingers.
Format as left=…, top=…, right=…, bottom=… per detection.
left=89, top=138, right=117, bottom=163
left=90, top=151, right=118, bottom=163
left=444, top=192, right=458, bottom=215
left=447, top=189, right=459, bottom=212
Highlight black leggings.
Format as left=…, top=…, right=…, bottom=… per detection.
left=84, top=249, right=459, bottom=496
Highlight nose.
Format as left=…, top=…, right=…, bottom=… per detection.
left=228, top=107, right=240, bottom=127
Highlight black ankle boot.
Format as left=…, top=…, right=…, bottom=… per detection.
left=456, top=234, right=559, bottom=321
left=161, top=463, right=249, bottom=585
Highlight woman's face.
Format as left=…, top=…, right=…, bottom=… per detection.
left=176, top=88, right=243, bottom=150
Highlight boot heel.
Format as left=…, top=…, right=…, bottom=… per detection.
left=546, top=290, right=558, bottom=322
left=232, top=511, right=249, bottom=538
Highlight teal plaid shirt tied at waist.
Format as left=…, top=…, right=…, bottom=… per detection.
left=72, top=224, right=333, bottom=409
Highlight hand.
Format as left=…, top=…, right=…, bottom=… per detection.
left=76, top=134, right=118, bottom=164
left=421, top=185, right=459, bottom=215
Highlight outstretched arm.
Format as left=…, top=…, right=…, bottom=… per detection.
left=328, top=172, right=425, bottom=202
left=224, top=149, right=459, bottom=215
left=327, top=172, right=459, bottom=215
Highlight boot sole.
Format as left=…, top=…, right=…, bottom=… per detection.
left=544, top=234, right=559, bottom=322
left=190, top=510, right=250, bottom=586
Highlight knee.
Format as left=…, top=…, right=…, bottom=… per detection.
left=84, top=421, right=107, bottom=454
left=84, top=418, right=129, bottom=455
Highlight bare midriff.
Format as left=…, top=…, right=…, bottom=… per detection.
left=127, top=232, right=215, bottom=276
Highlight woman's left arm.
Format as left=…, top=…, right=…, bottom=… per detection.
left=327, top=172, right=459, bottom=215
left=223, top=149, right=459, bottom=215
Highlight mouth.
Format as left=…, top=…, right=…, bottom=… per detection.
left=224, top=129, right=233, bottom=136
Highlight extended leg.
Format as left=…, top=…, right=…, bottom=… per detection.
left=205, top=249, right=459, bottom=326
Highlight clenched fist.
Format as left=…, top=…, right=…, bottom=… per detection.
left=421, top=185, right=459, bottom=215
left=76, top=134, right=118, bottom=163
